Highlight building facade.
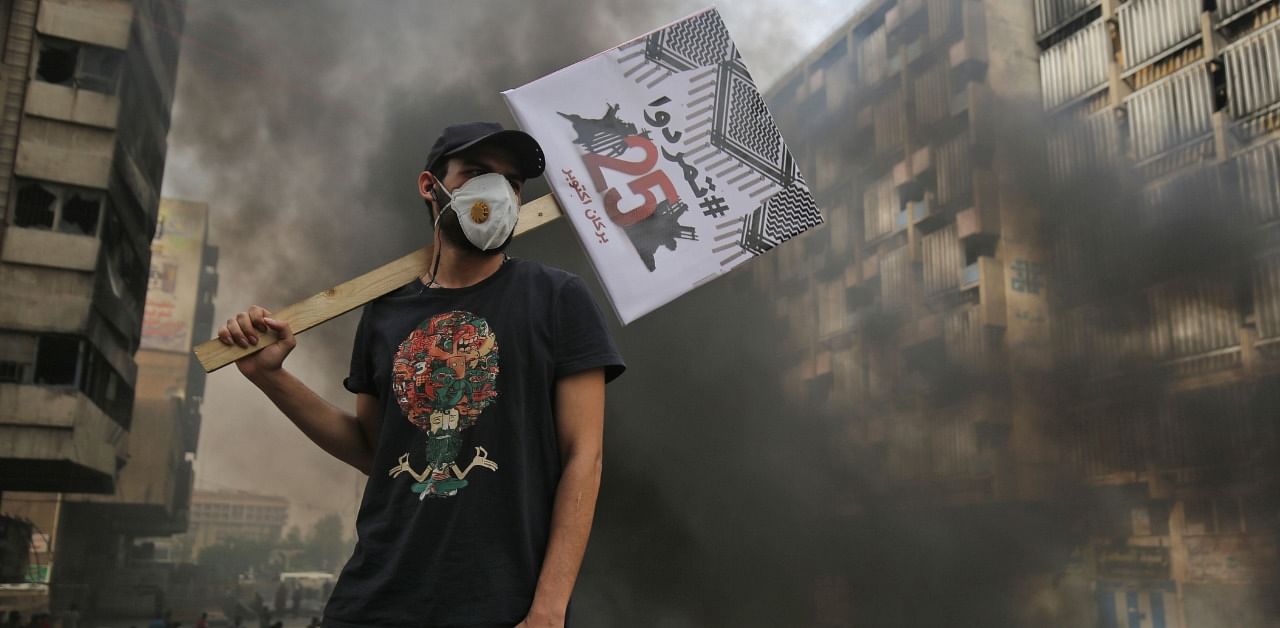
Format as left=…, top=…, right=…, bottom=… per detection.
left=1038, top=0, right=1280, bottom=625
left=179, top=490, right=290, bottom=563
left=0, top=0, right=189, bottom=614
left=0, top=0, right=186, bottom=492
left=51, top=197, right=216, bottom=614
left=761, top=0, right=1278, bottom=625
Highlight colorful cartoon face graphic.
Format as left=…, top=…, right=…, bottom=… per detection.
left=388, top=311, right=500, bottom=499
left=391, top=311, right=499, bottom=429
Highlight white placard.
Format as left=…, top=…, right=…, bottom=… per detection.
left=504, top=8, right=824, bottom=323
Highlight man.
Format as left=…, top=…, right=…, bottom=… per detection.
left=217, top=122, right=624, bottom=627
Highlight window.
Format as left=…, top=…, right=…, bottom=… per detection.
left=36, top=36, right=123, bottom=95
left=12, top=180, right=104, bottom=236
left=0, top=332, right=36, bottom=384
left=34, top=335, right=80, bottom=386
left=29, top=334, right=132, bottom=428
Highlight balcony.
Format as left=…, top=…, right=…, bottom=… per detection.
left=960, top=256, right=1007, bottom=328
left=1233, top=139, right=1280, bottom=225
left=886, top=0, right=928, bottom=38
left=0, top=226, right=100, bottom=272
left=1148, top=278, right=1242, bottom=376
left=1215, top=0, right=1273, bottom=26
left=1054, top=300, right=1150, bottom=381
left=0, top=383, right=127, bottom=493
left=857, top=25, right=888, bottom=89
left=24, top=81, right=119, bottom=130
left=922, top=223, right=964, bottom=296
left=1253, top=253, right=1280, bottom=346
left=874, top=90, right=908, bottom=156
left=1117, top=0, right=1203, bottom=73
left=934, top=132, right=973, bottom=209
left=1046, top=109, right=1123, bottom=183
left=36, top=0, right=132, bottom=50
left=1040, top=18, right=1110, bottom=110
left=1221, top=21, right=1280, bottom=137
left=863, top=173, right=900, bottom=241
left=879, top=244, right=918, bottom=310
left=1034, top=0, right=1101, bottom=40
left=1125, top=63, right=1214, bottom=161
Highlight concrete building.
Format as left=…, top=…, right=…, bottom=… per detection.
left=179, top=489, right=289, bottom=563
left=0, top=0, right=186, bottom=491
left=0, top=0, right=189, bottom=613
left=1038, top=0, right=1280, bottom=625
left=759, top=0, right=1056, bottom=623
left=761, top=0, right=1278, bottom=625
left=50, top=197, right=216, bottom=613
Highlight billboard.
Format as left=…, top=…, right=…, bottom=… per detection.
left=141, top=198, right=208, bottom=353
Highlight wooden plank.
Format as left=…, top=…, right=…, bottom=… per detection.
left=192, top=193, right=564, bottom=373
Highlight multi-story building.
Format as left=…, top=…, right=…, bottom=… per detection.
left=50, top=197, right=216, bottom=614
left=179, top=490, right=289, bottom=563
left=0, top=0, right=186, bottom=494
left=762, top=0, right=1278, bottom=625
left=1038, top=0, right=1280, bottom=625
left=760, top=0, right=1055, bottom=624
left=0, top=0, right=188, bottom=613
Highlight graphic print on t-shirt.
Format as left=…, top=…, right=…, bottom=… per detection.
left=387, top=310, right=500, bottom=500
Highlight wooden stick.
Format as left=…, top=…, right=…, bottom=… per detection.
left=192, top=194, right=564, bottom=373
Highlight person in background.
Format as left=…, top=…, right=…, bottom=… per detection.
left=273, top=583, right=286, bottom=616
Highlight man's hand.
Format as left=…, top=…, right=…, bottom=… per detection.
left=215, top=305, right=296, bottom=381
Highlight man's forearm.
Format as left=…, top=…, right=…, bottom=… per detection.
left=250, top=369, right=375, bottom=474
left=527, top=450, right=603, bottom=623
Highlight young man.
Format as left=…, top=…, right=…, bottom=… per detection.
left=217, top=122, right=625, bottom=628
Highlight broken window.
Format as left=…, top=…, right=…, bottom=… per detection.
left=36, top=38, right=77, bottom=85
left=59, top=192, right=102, bottom=235
left=11, top=179, right=104, bottom=236
left=35, top=36, right=123, bottom=95
left=34, top=335, right=81, bottom=386
left=15, top=182, right=56, bottom=229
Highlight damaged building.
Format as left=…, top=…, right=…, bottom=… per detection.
left=0, top=0, right=201, bottom=617
left=761, top=0, right=1279, bottom=625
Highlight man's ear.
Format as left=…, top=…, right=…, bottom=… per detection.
left=418, top=171, right=437, bottom=203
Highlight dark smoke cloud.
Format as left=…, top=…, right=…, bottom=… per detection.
left=161, top=0, right=867, bottom=621
left=163, top=1, right=1278, bottom=623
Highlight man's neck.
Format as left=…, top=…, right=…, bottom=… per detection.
left=423, top=237, right=506, bottom=289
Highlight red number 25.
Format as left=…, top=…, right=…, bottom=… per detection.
left=581, top=136, right=679, bottom=226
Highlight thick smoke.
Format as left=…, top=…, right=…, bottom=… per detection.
left=163, top=0, right=1278, bottom=624
left=162, top=0, right=868, bottom=622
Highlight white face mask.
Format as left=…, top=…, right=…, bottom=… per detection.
left=435, top=172, right=520, bottom=251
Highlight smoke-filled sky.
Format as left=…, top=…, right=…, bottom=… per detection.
left=158, top=2, right=1280, bottom=625
left=163, top=0, right=863, bottom=541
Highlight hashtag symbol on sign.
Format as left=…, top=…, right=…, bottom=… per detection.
left=699, top=194, right=729, bottom=218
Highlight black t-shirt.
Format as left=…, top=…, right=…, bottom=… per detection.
left=323, top=258, right=624, bottom=628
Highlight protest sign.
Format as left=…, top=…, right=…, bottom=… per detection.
left=504, top=7, right=824, bottom=323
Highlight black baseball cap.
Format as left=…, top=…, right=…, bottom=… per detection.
left=424, top=121, right=545, bottom=180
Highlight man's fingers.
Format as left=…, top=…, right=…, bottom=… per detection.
left=264, top=317, right=294, bottom=344
left=248, top=305, right=271, bottom=333
left=235, top=312, right=258, bottom=345
left=226, top=317, right=249, bottom=348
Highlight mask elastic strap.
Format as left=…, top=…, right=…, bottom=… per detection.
left=422, top=181, right=451, bottom=291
